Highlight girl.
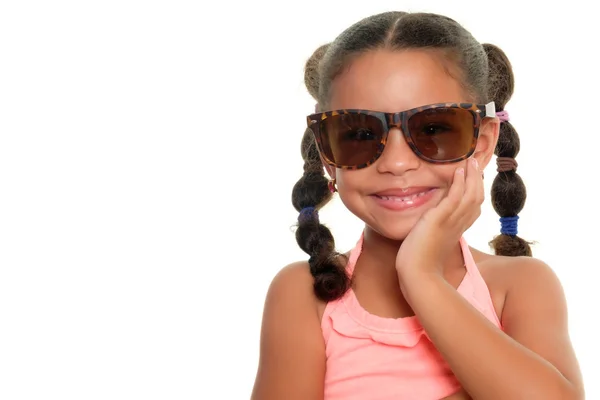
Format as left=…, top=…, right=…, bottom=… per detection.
left=251, top=11, right=584, bottom=400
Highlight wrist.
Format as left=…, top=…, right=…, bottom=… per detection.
left=398, top=269, right=447, bottom=301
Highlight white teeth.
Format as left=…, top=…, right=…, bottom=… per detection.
left=379, top=190, right=429, bottom=202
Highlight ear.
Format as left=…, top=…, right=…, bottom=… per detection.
left=473, top=117, right=500, bottom=170
left=319, top=153, right=336, bottom=180
left=323, top=161, right=336, bottom=180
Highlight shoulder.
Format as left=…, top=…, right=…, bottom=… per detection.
left=471, top=249, right=567, bottom=321
left=262, top=261, right=325, bottom=326
left=251, top=262, right=327, bottom=399
left=475, top=254, right=584, bottom=396
left=475, top=251, right=570, bottom=328
left=478, top=253, right=563, bottom=300
left=266, top=259, right=341, bottom=322
left=267, top=261, right=318, bottom=304
left=496, top=256, right=568, bottom=319
left=506, top=256, right=562, bottom=287
left=472, top=248, right=561, bottom=293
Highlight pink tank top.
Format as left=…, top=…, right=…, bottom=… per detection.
left=321, top=233, right=502, bottom=400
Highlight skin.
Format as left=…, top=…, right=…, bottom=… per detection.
left=251, top=49, right=584, bottom=400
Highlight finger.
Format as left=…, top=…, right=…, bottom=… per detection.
left=473, top=158, right=485, bottom=205
left=451, top=165, right=466, bottom=197
left=434, top=166, right=466, bottom=221
left=456, top=158, right=484, bottom=224
left=474, top=158, right=485, bottom=205
left=465, top=158, right=484, bottom=205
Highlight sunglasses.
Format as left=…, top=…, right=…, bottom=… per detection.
left=306, top=102, right=496, bottom=169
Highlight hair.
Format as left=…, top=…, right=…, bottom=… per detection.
left=484, top=44, right=533, bottom=257
left=292, top=11, right=532, bottom=302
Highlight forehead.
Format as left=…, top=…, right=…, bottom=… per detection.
left=329, top=49, right=467, bottom=112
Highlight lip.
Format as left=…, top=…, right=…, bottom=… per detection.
left=373, top=187, right=437, bottom=197
left=370, top=187, right=438, bottom=212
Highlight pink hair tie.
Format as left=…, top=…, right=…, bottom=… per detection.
left=496, top=110, right=510, bottom=123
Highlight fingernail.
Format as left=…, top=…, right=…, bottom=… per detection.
left=457, top=167, right=464, bottom=174
left=472, top=158, right=479, bottom=168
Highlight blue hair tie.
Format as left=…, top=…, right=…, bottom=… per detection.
left=500, top=216, right=519, bottom=235
left=298, top=207, right=319, bottom=224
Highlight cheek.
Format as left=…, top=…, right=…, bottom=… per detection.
left=335, top=169, right=370, bottom=190
left=335, top=171, right=374, bottom=206
left=335, top=172, right=354, bottom=192
left=434, top=163, right=466, bottom=188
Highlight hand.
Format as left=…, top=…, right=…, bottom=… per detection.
left=395, top=158, right=484, bottom=286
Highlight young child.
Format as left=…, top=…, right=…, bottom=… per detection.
left=251, top=11, right=584, bottom=400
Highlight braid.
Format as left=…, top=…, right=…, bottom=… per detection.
left=484, top=43, right=533, bottom=256
left=291, top=45, right=350, bottom=302
left=304, top=43, right=328, bottom=104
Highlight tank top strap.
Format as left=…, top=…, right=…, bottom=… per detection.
left=460, top=237, right=481, bottom=278
left=459, top=237, right=503, bottom=327
left=344, top=232, right=364, bottom=277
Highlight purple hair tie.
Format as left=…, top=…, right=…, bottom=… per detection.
left=496, top=110, right=510, bottom=123
left=298, top=207, right=319, bottom=224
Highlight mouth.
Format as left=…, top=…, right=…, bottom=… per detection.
left=371, top=187, right=438, bottom=210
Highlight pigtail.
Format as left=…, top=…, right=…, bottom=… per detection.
left=304, top=43, right=328, bottom=105
left=291, top=44, right=350, bottom=302
left=484, top=43, right=533, bottom=256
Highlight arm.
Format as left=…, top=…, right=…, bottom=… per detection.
left=401, top=258, right=584, bottom=400
left=250, top=263, right=326, bottom=400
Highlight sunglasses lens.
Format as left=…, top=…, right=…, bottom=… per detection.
left=407, top=108, right=476, bottom=161
left=317, top=113, right=385, bottom=167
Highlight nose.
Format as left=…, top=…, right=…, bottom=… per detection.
left=374, top=127, right=421, bottom=175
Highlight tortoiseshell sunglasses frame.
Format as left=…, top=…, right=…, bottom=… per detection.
left=306, top=102, right=496, bottom=170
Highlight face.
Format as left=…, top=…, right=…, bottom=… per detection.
left=324, top=49, right=499, bottom=240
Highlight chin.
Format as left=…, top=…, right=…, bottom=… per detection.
left=364, top=218, right=417, bottom=242
left=341, top=195, right=438, bottom=242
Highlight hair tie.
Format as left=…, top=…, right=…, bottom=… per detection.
left=496, top=110, right=510, bottom=122
left=500, top=216, right=519, bottom=235
left=298, top=207, right=319, bottom=224
left=496, top=156, right=518, bottom=172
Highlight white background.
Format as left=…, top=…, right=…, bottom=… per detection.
left=1, top=1, right=598, bottom=399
